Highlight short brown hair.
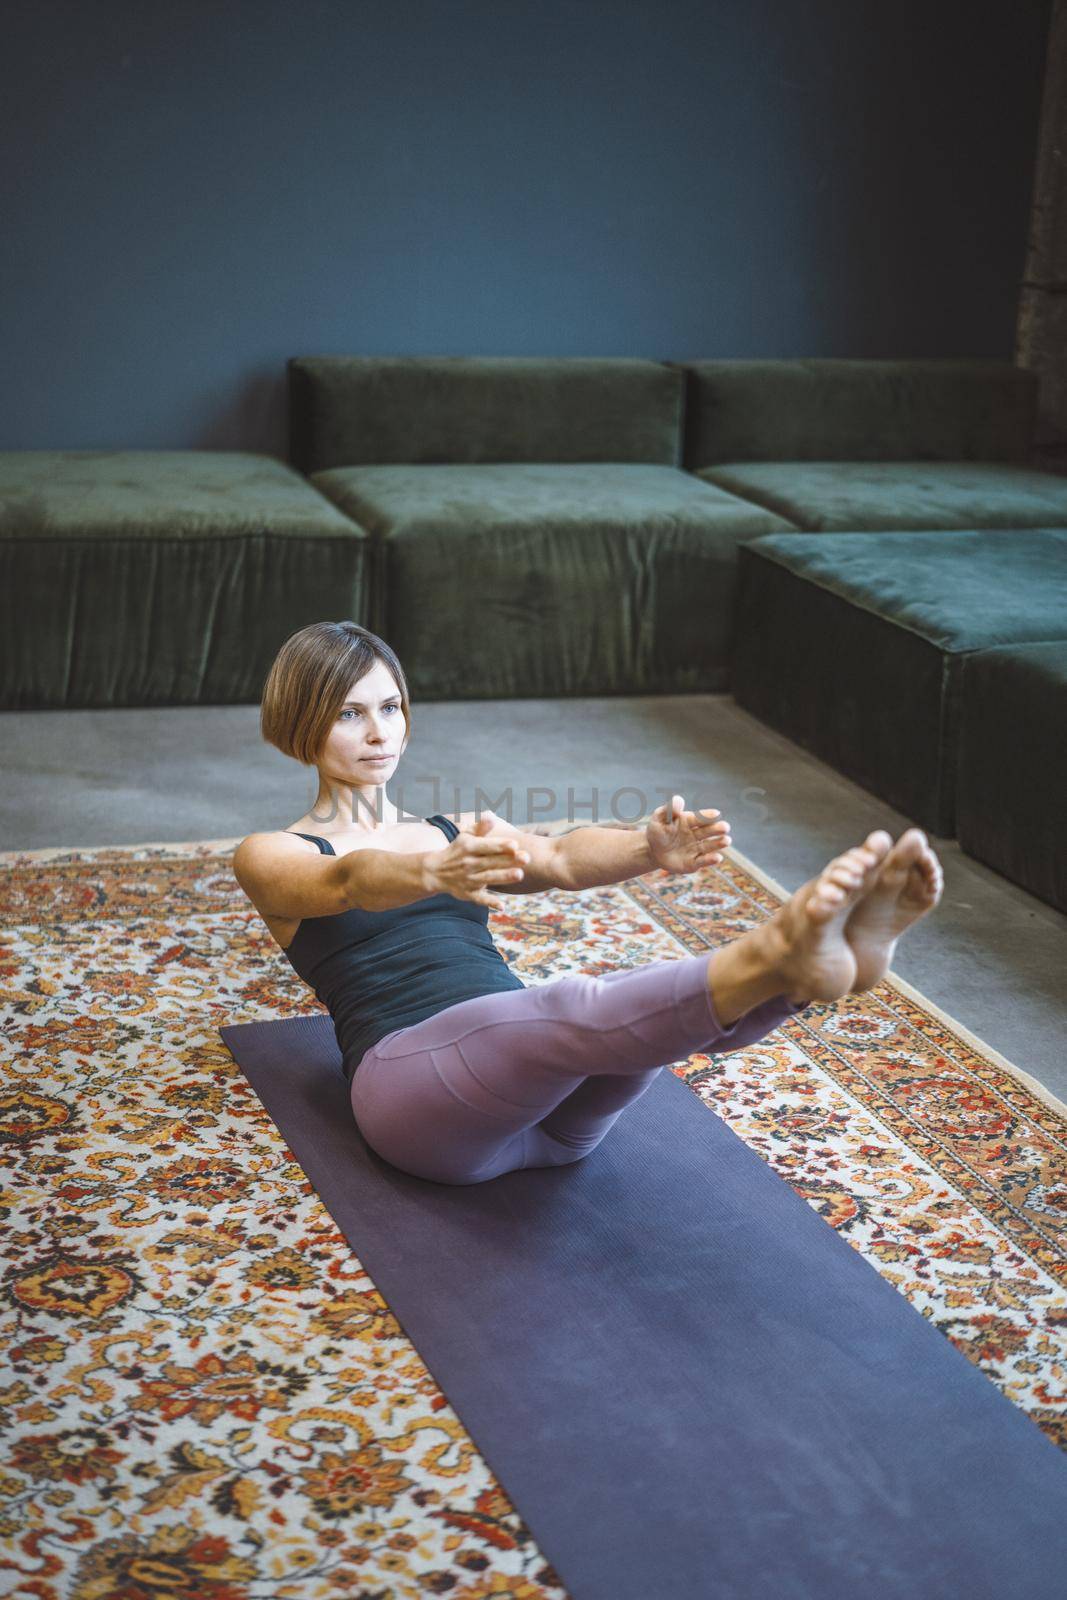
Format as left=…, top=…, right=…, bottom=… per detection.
left=260, top=621, right=412, bottom=767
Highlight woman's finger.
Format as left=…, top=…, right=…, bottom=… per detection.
left=466, top=839, right=524, bottom=858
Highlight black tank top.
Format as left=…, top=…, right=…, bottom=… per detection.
left=280, top=813, right=526, bottom=1083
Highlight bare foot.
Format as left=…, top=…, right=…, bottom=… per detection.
left=761, top=832, right=895, bottom=1003
left=844, top=827, right=944, bottom=990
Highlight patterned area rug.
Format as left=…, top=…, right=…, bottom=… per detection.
left=2, top=826, right=1065, bottom=1600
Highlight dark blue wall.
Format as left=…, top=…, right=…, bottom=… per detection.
left=0, top=0, right=1051, bottom=455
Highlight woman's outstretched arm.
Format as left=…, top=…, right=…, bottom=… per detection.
left=472, top=799, right=730, bottom=893
left=459, top=815, right=652, bottom=895
left=553, top=798, right=731, bottom=890
left=460, top=811, right=653, bottom=895
left=552, top=825, right=656, bottom=890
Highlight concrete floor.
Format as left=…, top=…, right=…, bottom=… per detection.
left=4, top=692, right=1066, bottom=1105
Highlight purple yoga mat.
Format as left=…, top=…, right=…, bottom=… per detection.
left=220, top=1010, right=1067, bottom=1600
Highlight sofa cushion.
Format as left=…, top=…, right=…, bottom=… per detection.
left=0, top=451, right=369, bottom=709
left=680, top=359, right=1036, bottom=468
left=957, top=641, right=1067, bottom=915
left=0, top=450, right=358, bottom=538
left=289, top=357, right=684, bottom=472
left=697, top=460, right=1067, bottom=532
left=732, top=529, right=1067, bottom=835
left=311, top=463, right=796, bottom=698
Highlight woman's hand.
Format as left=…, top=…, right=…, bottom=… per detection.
left=421, top=810, right=530, bottom=910
left=645, top=795, right=732, bottom=874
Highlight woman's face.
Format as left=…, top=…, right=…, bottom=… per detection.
left=319, top=658, right=406, bottom=780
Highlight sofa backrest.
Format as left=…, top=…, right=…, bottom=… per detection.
left=678, top=359, right=1037, bottom=468
left=288, top=357, right=683, bottom=472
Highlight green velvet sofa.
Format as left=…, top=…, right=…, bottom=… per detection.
left=288, top=356, right=793, bottom=700
left=7, top=356, right=1065, bottom=748
left=732, top=529, right=1067, bottom=838
left=957, top=641, right=1067, bottom=915
left=0, top=451, right=369, bottom=708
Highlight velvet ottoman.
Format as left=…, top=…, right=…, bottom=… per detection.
left=957, top=640, right=1067, bottom=914
left=310, top=461, right=794, bottom=699
left=0, top=450, right=369, bottom=709
left=732, top=529, right=1067, bottom=836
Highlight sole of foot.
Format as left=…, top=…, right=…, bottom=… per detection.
left=770, top=831, right=896, bottom=1004
left=844, top=827, right=944, bottom=991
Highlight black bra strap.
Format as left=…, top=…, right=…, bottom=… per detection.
left=292, top=818, right=455, bottom=853
left=292, top=832, right=336, bottom=856
left=427, top=813, right=459, bottom=841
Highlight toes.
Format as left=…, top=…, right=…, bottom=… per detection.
left=841, top=836, right=889, bottom=873
left=833, top=845, right=882, bottom=882
left=877, top=828, right=928, bottom=873
left=834, top=852, right=866, bottom=877
left=902, top=844, right=944, bottom=908
left=845, top=849, right=877, bottom=873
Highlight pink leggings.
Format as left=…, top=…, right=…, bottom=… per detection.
left=349, top=952, right=804, bottom=1185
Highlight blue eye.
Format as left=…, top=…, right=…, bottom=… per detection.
left=339, top=704, right=400, bottom=721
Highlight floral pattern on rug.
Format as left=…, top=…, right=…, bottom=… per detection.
left=0, top=838, right=1064, bottom=1600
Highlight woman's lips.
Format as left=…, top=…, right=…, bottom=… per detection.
left=362, top=755, right=392, bottom=762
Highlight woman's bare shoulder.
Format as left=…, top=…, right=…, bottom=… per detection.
left=233, top=829, right=321, bottom=872
left=236, top=827, right=321, bottom=848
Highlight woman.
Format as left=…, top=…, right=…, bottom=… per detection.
left=233, top=621, right=943, bottom=1186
